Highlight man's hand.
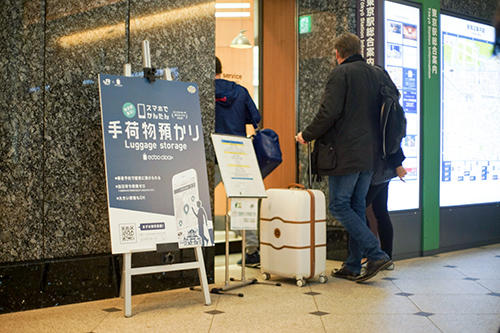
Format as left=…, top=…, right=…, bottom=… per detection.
left=396, top=166, right=407, bottom=181
left=295, top=132, right=307, bottom=145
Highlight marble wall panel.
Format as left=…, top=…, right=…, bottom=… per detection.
left=43, top=1, right=127, bottom=258
left=129, top=0, right=216, bottom=163
left=129, top=0, right=216, bottom=279
left=0, top=0, right=45, bottom=263
left=441, top=0, right=497, bottom=22
left=297, top=0, right=356, bottom=225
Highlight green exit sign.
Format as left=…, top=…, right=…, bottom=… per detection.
left=299, top=15, right=312, bottom=34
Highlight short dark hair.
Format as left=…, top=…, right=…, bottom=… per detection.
left=334, top=33, right=361, bottom=59
left=216, top=57, right=222, bottom=74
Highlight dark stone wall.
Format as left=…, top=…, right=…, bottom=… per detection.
left=0, top=0, right=215, bottom=313
left=441, top=0, right=497, bottom=23
left=1, top=0, right=214, bottom=263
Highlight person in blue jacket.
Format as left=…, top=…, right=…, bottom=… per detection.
left=215, top=57, right=261, bottom=266
left=215, top=57, right=261, bottom=136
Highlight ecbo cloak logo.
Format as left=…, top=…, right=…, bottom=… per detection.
left=122, top=102, right=136, bottom=118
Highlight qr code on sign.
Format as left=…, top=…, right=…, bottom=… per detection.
left=119, top=224, right=137, bottom=243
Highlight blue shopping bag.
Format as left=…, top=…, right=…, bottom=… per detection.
left=252, top=129, right=283, bottom=179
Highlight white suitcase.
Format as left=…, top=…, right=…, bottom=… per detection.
left=260, top=185, right=328, bottom=287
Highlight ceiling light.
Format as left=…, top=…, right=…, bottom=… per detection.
left=230, top=30, right=252, bottom=49
left=215, top=3, right=250, bottom=9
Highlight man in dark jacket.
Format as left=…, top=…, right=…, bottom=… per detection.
left=295, top=33, right=392, bottom=282
left=215, top=57, right=261, bottom=266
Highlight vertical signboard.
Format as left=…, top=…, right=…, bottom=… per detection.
left=421, top=0, right=440, bottom=252
left=440, top=15, right=499, bottom=206
left=384, top=1, right=421, bottom=211
left=99, top=75, right=214, bottom=253
left=358, top=0, right=382, bottom=66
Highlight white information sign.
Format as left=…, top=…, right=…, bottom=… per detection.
left=211, top=134, right=267, bottom=198
left=440, top=14, right=500, bottom=206
left=230, top=198, right=259, bottom=230
left=384, top=1, right=421, bottom=211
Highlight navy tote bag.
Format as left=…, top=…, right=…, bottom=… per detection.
left=252, top=128, right=283, bottom=178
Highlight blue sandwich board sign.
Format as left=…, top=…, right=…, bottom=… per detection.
left=98, top=74, right=213, bottom=253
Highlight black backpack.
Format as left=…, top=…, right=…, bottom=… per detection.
left=376, top=66, right=407, bottom=159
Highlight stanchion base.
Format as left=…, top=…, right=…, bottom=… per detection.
left=210, top=287, right=244, bottom=297
left=230, top=278, right=281, bottom=287
left=209, top=278, right=259, bottom=297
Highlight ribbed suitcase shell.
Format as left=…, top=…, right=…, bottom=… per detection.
left=260, top=187, right=327, bottom=283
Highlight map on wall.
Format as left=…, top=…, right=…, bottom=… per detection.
left=440, top=14, right=500, bottom=206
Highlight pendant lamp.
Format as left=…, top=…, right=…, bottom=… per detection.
left=230, top=30, right=252, bottom=48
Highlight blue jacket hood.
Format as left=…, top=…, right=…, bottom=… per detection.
left=214, top=78, right=261, bottom=137
left=215, top=79, right=239, bottom=106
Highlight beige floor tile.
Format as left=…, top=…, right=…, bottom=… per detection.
left=312, top=275, right=401, bottom=294
left=315, top=293, right=420, bottom=314
left=409, top=294, right=500, bottom=314
left=436, top=254, right=498, bottom=271
left=210, top=308, right=325, bottom=333
left=132, top=288, right=218, bottom=313
left=454, top=264, right=500, bottom=279
left=94, top=310, right=214, bottom=333
left=393, top=278, right=491, bottom=294
left=212, top=282, right=324, bottom=332
left=215, top=283, right=317, bottom=311
left=322, top=314, right=441, bottom=333
left=386, top=266, right=467, bottom=280
left=477, top=279, right=500, bottom=293
left=93, top=288, right=216, bottom=332
left=0, top=297, right=130, bottom=333
left=430, top=314, right=500, bottom=333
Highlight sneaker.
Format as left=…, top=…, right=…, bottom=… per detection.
left=331, top=264, right=360, bottom=281
left=356, top=258, right=392, bottom=283
left=385, top=262, right=395, bottom=271
left=237, top=251, right=260, bottom=268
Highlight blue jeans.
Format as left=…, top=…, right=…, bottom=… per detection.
left=329, top=171, right=389, bottom=274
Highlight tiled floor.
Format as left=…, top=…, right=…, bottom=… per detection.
left=1, top=244, right=499, bottom=333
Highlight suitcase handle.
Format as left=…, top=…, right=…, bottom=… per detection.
left=287, top=183, right=305, bottom=189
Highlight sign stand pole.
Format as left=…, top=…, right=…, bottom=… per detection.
left=117, top=40, right=211, bottom=317
left=210, top=197, right=257, bottom=296
left=210, top=196, right=280, bottom=296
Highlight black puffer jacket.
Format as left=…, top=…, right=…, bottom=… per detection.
left=302, top=54, right=382, bottom=176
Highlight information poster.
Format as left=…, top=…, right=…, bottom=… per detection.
left=211, top=134, right=266, bottom=198
left=440, top=15, right=500, bottom=206
left=230, top=198, right=259, bottom=230
left=99, top=74, right=214, bottom=253
left=384, top=1, right=421, bottom=211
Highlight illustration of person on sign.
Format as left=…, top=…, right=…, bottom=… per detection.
left=192, top=200, right=213, bottom=246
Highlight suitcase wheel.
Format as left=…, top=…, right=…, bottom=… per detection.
left=296, top=278, right=306, bottom=287
left=319, top=274, right=328, bottom=284
left=262, top=273, right=271, bottom=280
